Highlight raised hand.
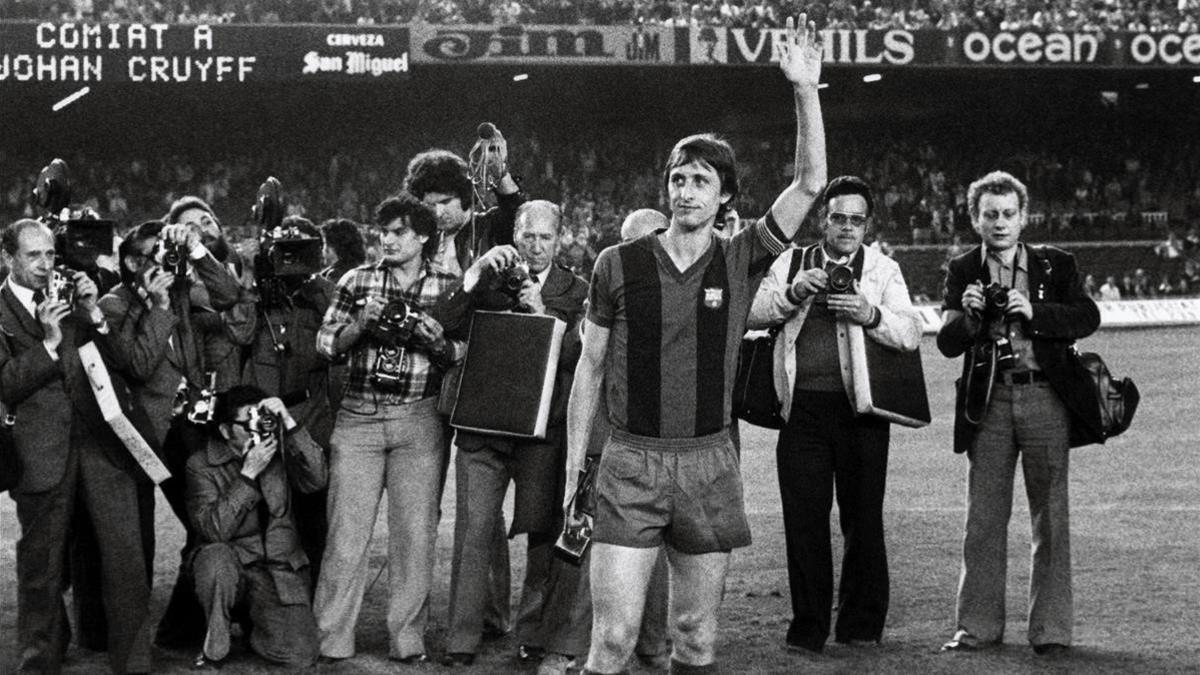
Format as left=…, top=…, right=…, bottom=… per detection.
left=778, top=13, right=823, bottom=88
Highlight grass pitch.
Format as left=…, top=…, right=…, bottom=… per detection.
left=2, top=326, right=1197, bottom=673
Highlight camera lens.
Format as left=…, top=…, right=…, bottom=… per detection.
left=828, top=265, right=854, bottom=293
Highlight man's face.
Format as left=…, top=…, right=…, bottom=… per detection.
left=420, top=192, right=469, bottom=234
left=821, top=194, right=869, bottom=258
left=515, top=215, right=560, bottom=274
left=5, top=226, right=56, bottom=291
left=175, top=207, right=221, bottom=247
left=972, top=191, right=1025, bottom=252
left=221, top=403, right=258, bottom=454
left=122, top=236, right=159, bottom=279
left=667, top=160, right=730, bottom=232
left=379, top=217, right=428, bottom=267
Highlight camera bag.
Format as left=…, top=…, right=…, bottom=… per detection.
left=732, top=249, right=805, bottom=429
left=1068, top=348, right=1140, bottom=447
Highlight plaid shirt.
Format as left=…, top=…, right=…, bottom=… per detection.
left=317, top=261, right=465, bottom=406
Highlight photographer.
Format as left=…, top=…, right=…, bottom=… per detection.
left=99, top=217, right=242, bottom=649
left=440, top=200, right=588, bottom=670
left=186, top=386, right=327, bottom=669
left=242, top=215, right=338, bottom=581
left=312, top=193, right=466, bottom=664
left=0, top=218, right=153, bottom=673
left=937, top=171, right=1101, bottom=656
left=748, top=176, right=921, bottom=654
left=166, top=195, right=257, bottom=394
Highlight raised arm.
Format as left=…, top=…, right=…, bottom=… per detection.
left=770, top=14, right=827, bottom=240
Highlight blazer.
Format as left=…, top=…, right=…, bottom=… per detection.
left=936, top=244, right=1104, bottom=453
left=747, top=243, right=922, bottom=423
left=0, top=284, right=134, bottom=492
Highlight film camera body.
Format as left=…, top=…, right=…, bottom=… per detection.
left=31, top=158, right=116, bottom=281
left=555, top=456, right=599, bottom=565
left=366, top=297, right=424, bottom=389
left=813, top=263, right=856, bottom=305
left=495, top=261, right=532, bottom=299
left=978, top=282, right=1017, bottom=370
left=246, top=404, right=282, bottom=446
left=46, top=266, right=77, bottom=306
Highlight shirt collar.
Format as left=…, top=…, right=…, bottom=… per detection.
left=7, top=277, right=38, bottom=316
left=535, top=265, right=551, bottom=287
left=818, top=243, right=855, bottom=266
left=982, top=242, right=1026, bottom=271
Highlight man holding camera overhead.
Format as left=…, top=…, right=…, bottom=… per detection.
left=747, top=176, right=921, bottom=654
left=439, top=200, right=588, bottom=669
left=185, top=386, right=327, bottom=669
left=313, top=193, right=466, bottom=664
left=937, top=171, right=1101, bottom=656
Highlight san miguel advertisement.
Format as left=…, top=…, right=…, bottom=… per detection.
left=410, top=23, right=680, bottom=64
left=0, top=22, right=410, bottom=83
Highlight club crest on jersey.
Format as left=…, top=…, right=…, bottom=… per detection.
left=703, top=287, right=724, bottom=309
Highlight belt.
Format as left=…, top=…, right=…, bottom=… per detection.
left=996, top=370, right=1047, bottom=385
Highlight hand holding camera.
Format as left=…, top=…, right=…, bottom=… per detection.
left=356, top=296, right=387, bottom=331
left=70, top=271, right=99, bottom=315
left=825, top=280, right=875, bottom=324
left=142, top=268, right=176, bottom=310
left=160, top=223, right=201, bottom=257
left=257, top=396, right=296, bottom=432
left=37, top=298, right=71, bottom=352
left=239, top=433, right=279, bottom=480
left=789, top=268, right=828, bottom=302
left=516, top=279, right=544, bottom=315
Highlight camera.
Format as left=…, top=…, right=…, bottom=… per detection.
left=31, top=159, right=115, bottom=272
left=992, top=336, right=1016, bottom=371
left=247, top=404, right=282, bottom=445
left=187, top=372, right=219, bottom=425
left=554, top=456, right=599, bottom=565
left=368, top=298, right=422, bottom=349
left=152, top=239, right=189, bottom=277
left=981, top=282, right=1010, bottom=320
left=495, top=261, right=532, bottom=300
left=826, top=264, right=855, bottom=294
left=46, top=266, right=76, bottom=306
left=371, top=345, right=407, bottom=390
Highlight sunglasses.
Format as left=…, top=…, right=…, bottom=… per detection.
left=828, top=212, right=868, bottom=227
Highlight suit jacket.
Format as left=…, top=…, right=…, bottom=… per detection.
left=449, top=264, right=588, bottom=535
left=0, top=285, right=135, bottom=492
left=445, top=189, right=525, bottom=273
left=937, top=244, right=1104, bottom=453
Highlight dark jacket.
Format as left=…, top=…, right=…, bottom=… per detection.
left=937, top=244, right=1104, bottom=453
left=0, top=284, right=134, bottom=492
left=185, top=425, right=327, bottom=601
left=445, top=188, right=525, bottom=273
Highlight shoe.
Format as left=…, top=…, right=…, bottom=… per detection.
left=318, top=655, right=348, bottom=665
left=785, top=640, right=823, bottom=654
left=518, top=644, right=546, bottom=662
left=202, top=617, right=231, bottom=663
left=940, top=630, right=980, bottom=652
left=442, top=652, right=476, bottom=667
left=536, top=652, right=576, bottom=675
left=835, top=637, right=881, bottom=647
left=191, top=653, right=223, bottom=670
left=394, top=653, right=429, bottom=664
left=1033, top=643, right=1070, bottom=656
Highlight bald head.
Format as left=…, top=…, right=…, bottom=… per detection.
left=620, top=209, right=668, bottom=242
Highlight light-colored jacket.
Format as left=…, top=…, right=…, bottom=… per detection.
left=747, top=243, right=921, bottom=422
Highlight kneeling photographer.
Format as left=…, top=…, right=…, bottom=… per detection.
left=440, top=200, right=589, bottom=670
left=185, top=386, right=327, bottom=669
left=312, top=193, right=466, bottom=664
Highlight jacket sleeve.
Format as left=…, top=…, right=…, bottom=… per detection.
left=0, top=331, right=60, bottom=407
left=283, top=425, right=328, bottom=495
left=186, top=455, right=260, bottom=544
left=192, top=251, right=241, bottom=311
left=99, top=292, right=178, bottom=382
left=937, top=257, right=974, bottom=358
left=867, top=261, right=922, bottom=352
left=1025, top=251, right=1100, bottom=341
left=748, top=249, right=801, bottom=330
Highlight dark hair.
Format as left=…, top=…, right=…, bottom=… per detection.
left=282, top=215, right=320, bottom=238
left=375, top=192, right=440, bottom=261
left=2, top=219, right=52, bottom=256
left=320, top=218, right=366, bottom=267
left=118, top=220, right=167, bottom=286
left=403, top=150, right=472, bottom=207
left=214, top=384, right=270, bottom=428
left=166, top=195, right=218, bottom=226
left=822, top=175, right=875, bottom=217
left=663, top=134, right=739, bottom=219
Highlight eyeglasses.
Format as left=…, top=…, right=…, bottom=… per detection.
left=828, top=212, right=868, bottom=227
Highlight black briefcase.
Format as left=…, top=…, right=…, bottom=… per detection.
left=0, top=408, right=19, bottom=493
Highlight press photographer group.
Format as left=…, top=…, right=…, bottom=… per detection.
left=0, top=15, right=1141, bottom=674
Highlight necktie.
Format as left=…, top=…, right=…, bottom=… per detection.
left=32, top=289, right=45, bottom=306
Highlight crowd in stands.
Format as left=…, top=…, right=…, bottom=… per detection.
left=4, top=118, right=1200, bottom=279
left=4, top=0, right=1200, bottom=32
